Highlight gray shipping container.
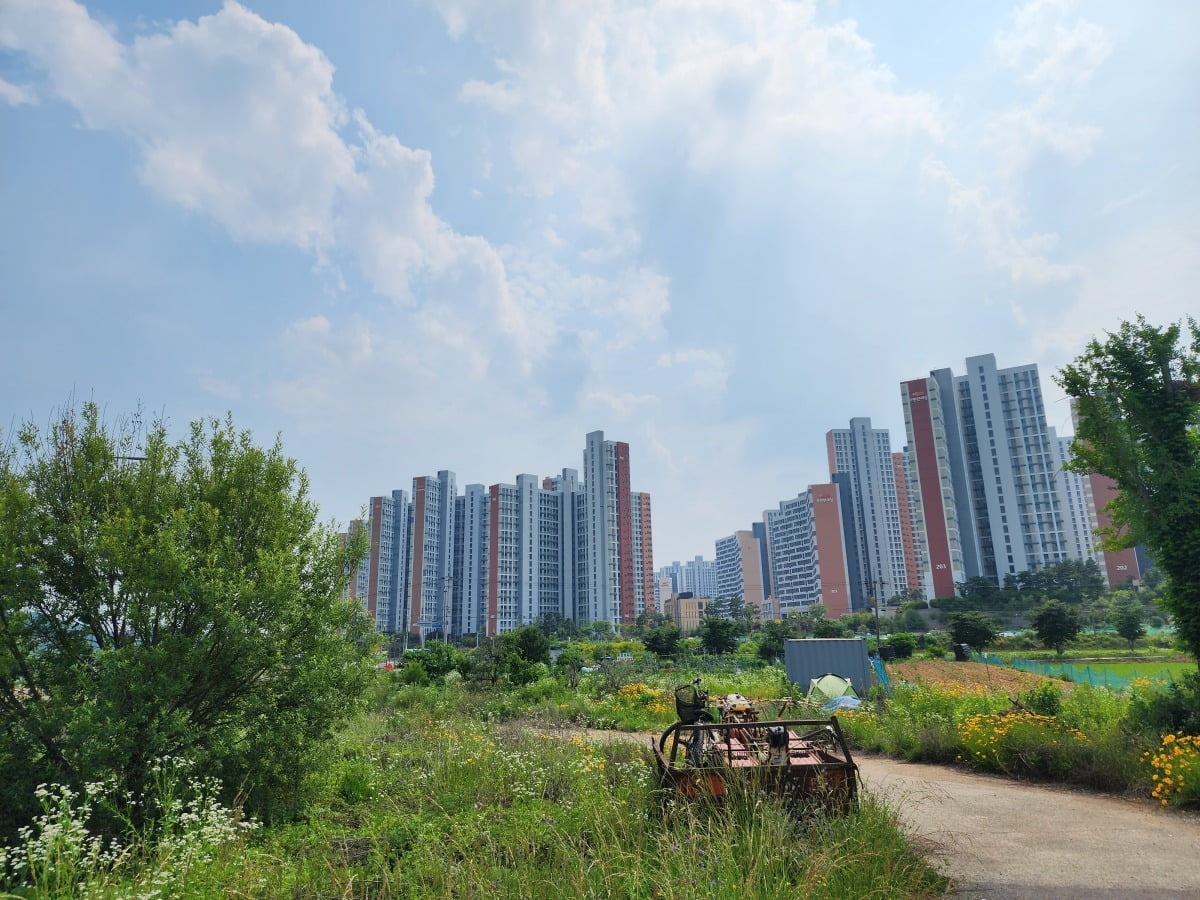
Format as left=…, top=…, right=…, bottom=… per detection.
left=784, top=638, right=872, bottom=695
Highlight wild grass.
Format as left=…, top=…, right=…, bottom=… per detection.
left=838, top=675, right=1181, bottom=795
left=1, top=675, right=947, bottom=898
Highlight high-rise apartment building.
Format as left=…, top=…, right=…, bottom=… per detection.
left=359, top=490, right=412, bottom=633
left=902, top=355, right=1073, bottom=588
left=657, top=556, right=717, bottom=600
left=955, top=355, right=1067, bottom=579
left=410, top=471, right=457, bottom=640
left=631, top=491, right=654, bottom=622
left=826, top=418, right=909, bottom=605
left=350, top=432, right=649, bottom=639
left=1067, top=402, right=1142, bottom=589
left=892, top=451, right=922, bottom=597
left=900, top=371, right=977, bottom=598
left=545, top=468, right=585, bottom=622
left=714, top=530, right=767, bottom=616
left=453, top=484, right=487, bottom=638
left=763, top=483, right=854, bottom=617
left=584, top=430, right=635, bottom=626
left=1050, top=430, right=1098, bottom=565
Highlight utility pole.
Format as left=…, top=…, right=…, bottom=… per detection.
left=868, top=575, right=886, bottom=656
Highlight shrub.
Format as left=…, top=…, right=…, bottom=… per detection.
left=886, top=633, right=917, bottom=659
left=399, top=661, right=431, bottom=686
left=1125, top=672, right=1200, bottom=737
left=1018, top=681, right=1063, bottom=717
left=957, top=712, right=1088, bottom=779
left=0, top=404, right=372, bottom=837
left=1145, top=733, right=1200, bottom=807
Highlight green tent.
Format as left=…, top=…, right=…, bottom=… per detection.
left=806, top=673, right=858, bottom=705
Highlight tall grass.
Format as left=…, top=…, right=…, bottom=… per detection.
left=1, top=677, right=947, bottom=898
left=838, top=676, right=1172, bottom=795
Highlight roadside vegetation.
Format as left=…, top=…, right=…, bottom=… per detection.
left=0, top=669, right=947, bottom=898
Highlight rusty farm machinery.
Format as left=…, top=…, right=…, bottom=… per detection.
left=650, top=679, right=859, bottom=813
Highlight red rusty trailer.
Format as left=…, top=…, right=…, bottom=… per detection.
left=651, top=682, right=859, bottom=813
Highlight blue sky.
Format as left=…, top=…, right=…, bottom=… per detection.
left=2, top=0, right=1197, bottom=564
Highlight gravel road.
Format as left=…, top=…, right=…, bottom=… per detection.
left=857, top=752, right=1200, bottom=899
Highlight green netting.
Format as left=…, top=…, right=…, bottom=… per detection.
left=972, top=653, right=1177, bottom=691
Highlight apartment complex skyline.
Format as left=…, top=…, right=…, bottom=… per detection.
left=350, top=431, right=652, bottom=639
left=698, top=351, right=1137, bottom=621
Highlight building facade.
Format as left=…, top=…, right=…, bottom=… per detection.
left=826, top=418, right=909, bottom=606
left=955, top=355, right=1068, bottom=580
left=349, top=432, right=649, bottom=639
left=714, top=530, right=768, bottom=616
left=763, top=483, right=854, bottom=617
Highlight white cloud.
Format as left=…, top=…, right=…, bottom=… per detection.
left=994, top=0, right=1110, bottom=89
left=923, top=159, right=1082, bottom=285
left=433, top=0, right=944, bottom=242
left=2, top=0, right=676, bottom=403
left=0, top=76, right=37, bottom=106
left=657, top=348, right=730, bottom=392
left=920, top=0, right=1111, bottom=292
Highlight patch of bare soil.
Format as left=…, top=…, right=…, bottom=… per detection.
left=888, top=659, right=1063, bottom=695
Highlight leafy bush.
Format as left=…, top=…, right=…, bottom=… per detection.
left=1018, top=681, right=1063, bottom=717
left=399, top=661, right=430, bottom=685
left=886, top=633, right=917, bottom=659
left=958, top=712, right=1088, bottom=779
left=1125, top=672, right=1200, bottom=737
left=0, top=404, right=372, bottom=837
left=1146, top=733, right=1200, bottom=807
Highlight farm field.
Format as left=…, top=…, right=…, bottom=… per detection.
left=1059, top=660, right=1195, bottom=680
left=886, top=659, right=1060, bottom=694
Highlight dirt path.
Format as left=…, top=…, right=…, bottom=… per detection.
left=569, top=729, right=1200, bottom=898
left=857, top=752, right=1200, bottom=899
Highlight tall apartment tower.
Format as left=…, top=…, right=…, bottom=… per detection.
left=714, top=530, right=768, bottom=615
left=900, top=371, right=978, bottom=598
left=1049, top=430, right=1098, bottom=565
left=583, top=430, right=634, bottom=626
left=892, top=451, right=923, bottom=597
left=826, top=418, right=909, bottom=605
left=955, top=355, right=1067, bottom=579
left=545, top=468, right=584, bottom=622
left=631, top=492, right=654, bottom=622
left=482, top=475, right=563, bottom=633
left=360, top=490, right=412, bottom=633
left=409, top=470, right=457, bottom=640
left=763, top=483, right=854, bottom=617
left=453, top=484, right=487, bottom=638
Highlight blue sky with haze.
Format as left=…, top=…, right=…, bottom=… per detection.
left=2, top=0, right=1197, bottom=564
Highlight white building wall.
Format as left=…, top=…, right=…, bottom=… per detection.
left=828, top=418, right=909, bottom=600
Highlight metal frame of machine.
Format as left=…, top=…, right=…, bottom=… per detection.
left=651, top=683, right=859, bottom=813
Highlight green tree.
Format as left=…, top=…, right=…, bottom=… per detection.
left=1110, top=596, right=1147, bottom=650
left=812, top=617, right=849, bottom=638
left=885, top=632, right=917, bottom=659
left=1031, top=600, right=1081, bottom=656
left=402, top=641, right=465, bottom=680
left=698, top=616, right=740, bottom=655
left=1057, top=317, right=1200, bottom=665
left=534, top=612, right=579, bottom=640
left=948, top=611, right=999, bottom=652
left=500, top=625, right=551, bottom=666
left=756, top=620, right=794, bottom=662
left=643, top=623, right=683, bottom=658
left=553, top=646, right=586, bottom=688
left=0, top=404, right=372, bottom=836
